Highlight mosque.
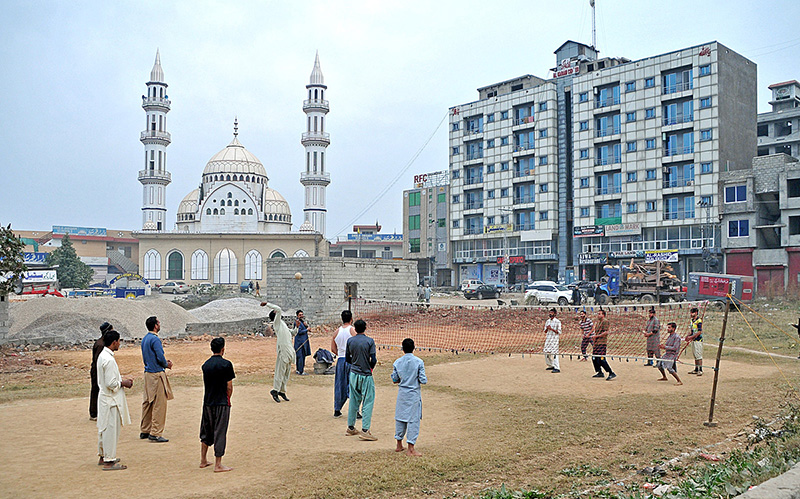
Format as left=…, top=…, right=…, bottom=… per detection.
left=135, top=50, right=330, bottom=285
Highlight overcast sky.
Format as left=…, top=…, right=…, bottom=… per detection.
left=2, top=0, right=799, bottom=239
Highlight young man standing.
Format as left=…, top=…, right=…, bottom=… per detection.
left=261, top=302, right=297, bottom=402
left=331, top=310, right=356, bottom=418
left=591, top=310, right=616, bottom=381
left=543, top=308, right=561, bottom=373
left=643, top=307, right=661, bottom=367
left=294, top=310, right=311, bottom=375
left=392, top=338, right=427, bottom=457
left=200, top=337, right=235, bottom=473
left=90, top=321, right=114, bottom=420
left=657, top=322, right=683, bottom=385
left=140, top=316, right=173, bottom=443
left=578, top=310, right=593, bottom=361
left=97, top=330, right=133, bottom=470
left=345, top=319, right=377, bottom=441
left=686, top=307, right=704, bottom=376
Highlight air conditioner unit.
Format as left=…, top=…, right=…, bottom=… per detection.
left=686, top=180, right=694, bottom=186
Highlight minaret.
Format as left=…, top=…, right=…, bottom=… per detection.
left=139, top=49, right=172, bottom=231
left=300, top=51, right=331, bottom=236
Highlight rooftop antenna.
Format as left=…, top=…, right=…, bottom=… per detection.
left=590, top=0, right=597, bottom=50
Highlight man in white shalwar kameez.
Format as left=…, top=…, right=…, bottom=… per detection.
left=543, top=308, right=562, bottom=373
left=261, top=302, right=297, bottom=403
left=97, top=330, right=133, bottom=470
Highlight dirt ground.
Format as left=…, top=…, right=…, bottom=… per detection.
left=0, top=333, right=798, bottom=498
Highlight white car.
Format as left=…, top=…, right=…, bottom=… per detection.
left=524, top=281, right=573, bottom=305
left=460, top=279, right=485, bottom=292
left=160, top=281, right=190, bottom=294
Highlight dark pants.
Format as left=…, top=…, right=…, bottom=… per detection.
left=334, top=359, right=351, bottom=412
left=200, top=405, right=231, bottom=457
left=580, top=337, right=593, bottom=357
left=295, top=333, right=310, bottom=374
left=592, top=345, right=613, bottom=374
left=89, top=369, right=99, bottom=418
left=296, top=354, right=306, bottom=374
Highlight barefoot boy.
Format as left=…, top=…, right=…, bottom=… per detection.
left=200, top=337, right=235, bottom=472
left=657, top=322, right=682, bottom=386
left=391, top=338, right=427, bottom=456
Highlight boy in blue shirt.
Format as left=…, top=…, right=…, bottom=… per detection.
left=391, top=338, right=427, bottom=456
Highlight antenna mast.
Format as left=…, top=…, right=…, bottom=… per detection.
left=590, top=0, right=597, bottom=49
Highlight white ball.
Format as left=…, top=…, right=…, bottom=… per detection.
left=294, top=272, right=302, bottom=280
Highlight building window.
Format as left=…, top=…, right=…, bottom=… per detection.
left=579, top=92, right=588, bottom=102
left=452, top=220, right=460, bottom=228
left=191, top=250, right=209, bottom=280
left=596, top=172, right=622, bottom=195
left=626, top=172, right=637, bottom=182
left=409, top=238, right=420, bottom=253
left=579, top=121, right=589, bottom=131
left=539, top=156, right=548, bottom=165
left=465, top=115, right=484, bottom=134
left=487, top=113, right=495, bottom=123
left=646, top=169, right=656, bottom=180
left=466, top=140, right=483, bottom=160
left=408, top=215, right=420, bottom=230
left=487, top=139, right=495, bottom=148
left=452, top=194, right=460, bottom=203
left=501, top=136, right=509, bottom=145
left=501, top=110, right=509, bottom=119
left=646, top=201, right=656, bottom=212
left=540, top=183, right=548, bottom=193
left=539, top=102, right=547, bottom=111
left=487, top=163, right=495, bottom=173
left=725, top=185, right=747, bottom=203
left=728, top=220, right=749, bottom=238
left=452, top=146, right=460, bottom=155
left=699, top=65, right=711, bottom=76
left=451, top=123, right=459, bottom=131
left=646, top=138, right=656, bottom=149
left=579, top=149, right=589, bottom=159
left=539, top=129, right=548, bottom=138
left=596, top=202, right=621, bottom=219
left=663, top=68, right=693, bottom=94
left=626, top=111, right=636, bottom=122
left=486, top=216, right=495, bottom=225
left=580, top=207, right=590, bottom=217
left=452, top=170, right=460, bottom=179
left=409, top=191, right=421, bottom=206
left=487, top=190, right=496, bottom=199
left=166, top=251, right=183, bottom=280
left=700, top=195, right=713, bottom=206
left=645, top=108, right=655, bottom=119
left=500, top=214, right=509, bottom=224
left=625, top=81, right=636, bottom=92
left=501, top=161, right=509, bottom=171
left=701, top=162, right=712, bottom=173
left=645, top=77, right=655, bottom=88
left=497, top=188, right=507, bottom=198
left=664, top=195, right=695, bottom=220
left=700, top=97, right=711, bottom=108
left=627, top=202, right=638, bottom=213
left=626, top=141, right=637, bottom=152
left=579, top=177, right=589, bottom=188
left=700, top=129, right=713, bottom=141
left=540, top=211, right=548, bottom=220
left=437, top=192, right=446, bottom=203
left=244, top=250, right=263, bottom=280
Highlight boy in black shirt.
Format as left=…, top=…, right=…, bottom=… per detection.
left=200, top=337, right=235, bottom=472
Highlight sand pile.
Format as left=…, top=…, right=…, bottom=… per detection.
left=188, top=297, right=267, bottom=323
left=8, top=296, right=196, bottom=344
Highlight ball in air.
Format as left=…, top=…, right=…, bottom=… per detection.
left=294, top=272, right=302, bottom=280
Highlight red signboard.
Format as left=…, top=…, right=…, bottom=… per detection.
left=497, top=256, right=525, bottom=264
left=698, top=275, right=731, bottom=298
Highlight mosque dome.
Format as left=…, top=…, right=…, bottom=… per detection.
left=299, top=220, right=315, bottom=232
left=177, top=189, right=199, bottom=216
left=263, top=188, right=292, bottom=223
left=202, top=135, right=268, bottom=177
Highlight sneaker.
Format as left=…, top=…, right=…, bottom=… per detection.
left=333, top=410, right=342, bottom=418
left=345, top=427, right=359, bottom=436
left=358, top=430, right=377, bottom=441
left=139, top=433, right=150, bottom=440
left=606, top=373, right=617, bottom=381
left=551, top=369, right=561, bottom=373
left=592, top=373, right=605, bottom=378
left=696, top=371, right=703, bottom=376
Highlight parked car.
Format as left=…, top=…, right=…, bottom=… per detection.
left=464, top=284, right=500, bottom=300
left=160, top=281, right=190, bottom=294
left=240, top=281, right=252, bottom=293
left=460, top=279, right=485, bottom=292
left=524, top=281, right=573, bottom=305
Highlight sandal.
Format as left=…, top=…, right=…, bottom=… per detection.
left=102, top=463, right=127, bottom=471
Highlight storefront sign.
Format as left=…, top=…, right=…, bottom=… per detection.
left=24, top=252, right=48, bottom=265
left=346, top=233, right=403, bottom=242
left=22, top=270, right=58, bottom=283
left=484, top=224, right=514, bottom=234
left=52, top=225, right=107, bottom=237
left=579, top=252, right=608, bottom=265
left=604, top=223, right=641, bottom=237
left=553, top=59, right=580, bottom=78
left=609, top=250, right=645, bottom=259
left=645, top=249, right=679, bottom=263
left=573, top=225, right=605, bottom=238
left=497, top=256, right=525, bottom=264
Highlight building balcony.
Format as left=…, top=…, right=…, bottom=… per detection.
left=663, top=114, right=694, bottom=126
left=515, top=222, right=536, bottom=231
left=300, top=171, right=331, bottom=185
left=513, top=167, right=535, bottom=178
left=465, top=153, right=484, bottom=162
left=464, top=176, right=483, bottom=186
left=140, top=130, right=171, bottom=142
left=594, top=97, right=620, bottom=109
left=513, top=195, right=535, bottom=204
left=662, top=177, right=695, bottom=188
left=464, top=226, right=484, bottom=235
left=663, top=81, right=692, bottom=95
left=663, top=209, right=695, bottom=220
left=664, top=146, right=694, bottom=157
left=301, top=131, right=330, bottom=144
left=513, top=116, right=536, bottom=126
left=138, top=169, right=172, bottom=183
left=302, top=99, right=329, bottom=112
left=595, top=126, right=621, bottom=138
left=463, top=202, right=484, bottom=210
left=141, top=97, right=171, bottom=110
left=596, top=186, right=622, bottom=196
left=462, top=128, right=483, bottom=137
left=595, top=156, right=621, bottom=166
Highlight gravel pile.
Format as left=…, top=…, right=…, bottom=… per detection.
left=9, top=296, right=197, bottom=344
left=188, top=298, right=267, bottom=323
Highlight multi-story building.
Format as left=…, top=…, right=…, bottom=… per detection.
left=448, top=40, right=756, bottom=286
left=757, top=80, right=800, bottom=159
left=329, top=224, right=403, bottom=260
left=721, top=153, right=800, bottom=295
left=402, top=171, right=451, bottom=286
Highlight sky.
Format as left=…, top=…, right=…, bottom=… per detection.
left=2, top=0, right=800, bottom=240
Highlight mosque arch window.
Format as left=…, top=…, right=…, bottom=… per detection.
left=226, top=175, right=231, bottom=181
left=143, top=249, right=161, bottom=280
left=213, top=208, right=218, bottom=215
left=320, top=116, right=324, bottom=132
left=314, top=116, right=318, bottom=132
left=248, top=208, right=253, bottom=215
left=227, top=192, right=232, bottom=198
left=214, top=175, right=218, bottom=181
left=220, top=208, right=226, bottom=215
left=245, top=176, right=250, bottom=182
left=293, top=249, right=310, bottom=258
left=244, top=250, right=262, bottom=280
left=234, top=209, right=239, bottom=215
left=206, top=209, right=211, bottom=215
left=321, top=152, right=324, bottom=172
left=268, top=214, right=273, bottom=221
left=227, top=200, right=232, bottom=206
left=167, top=251, right=184, bottom=280
left=191, top=250, right=209, bottom=280
left=213, top=248, right=237, bottom=284
left=270, top=250, right=286, bottom=259
left=234, top=200, right=239, bottom=207
left=314, top=89, right=318, bottom=99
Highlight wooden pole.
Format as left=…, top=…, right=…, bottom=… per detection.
left=656, top=261, right=661, bottom=304
left=704, top=294, right=730, bottom=427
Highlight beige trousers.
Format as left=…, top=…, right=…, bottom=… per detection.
left=141, top=372, right=171, bottom=436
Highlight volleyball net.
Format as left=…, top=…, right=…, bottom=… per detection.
left=351, top=298, right=710, bottom=363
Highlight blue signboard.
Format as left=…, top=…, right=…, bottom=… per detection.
left=345, top=233, right=403, bottom=242
left=24, top=252, right=48, bottom=265
left=52, top=225, right=107, bottom=237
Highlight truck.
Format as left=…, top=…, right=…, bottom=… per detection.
left=12, top=269, right=64, bottom=297
left=686, top=272, right=754, bottom=308
left=594, top=262, right=684, bottom=305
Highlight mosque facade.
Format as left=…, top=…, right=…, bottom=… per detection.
left=135, top=51, right=329, bottom=285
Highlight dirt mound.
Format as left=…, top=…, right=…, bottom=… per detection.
left=9, top=296, right=196, bottom=344
left=188, top=297, right=267, bottom=323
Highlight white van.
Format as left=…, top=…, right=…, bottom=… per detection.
left=460, top=279, right=485, bottom=292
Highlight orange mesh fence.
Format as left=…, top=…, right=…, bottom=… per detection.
left=352, top=298, right=709, bottom=363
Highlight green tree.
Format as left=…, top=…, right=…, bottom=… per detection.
left=0, top=224, right=28, bottom=296
left=46, top=233, right=93, bottom=288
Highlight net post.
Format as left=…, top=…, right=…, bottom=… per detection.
left=704, top=295, right=730, bottom=427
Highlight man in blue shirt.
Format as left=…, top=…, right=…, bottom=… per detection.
left=392, top=338, right=427, bottom=456
left=140, top=316, right=173, bottom=443
left=345, top=319, right=377, bottom=441
left=294, top=310, right=311, bottom=375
